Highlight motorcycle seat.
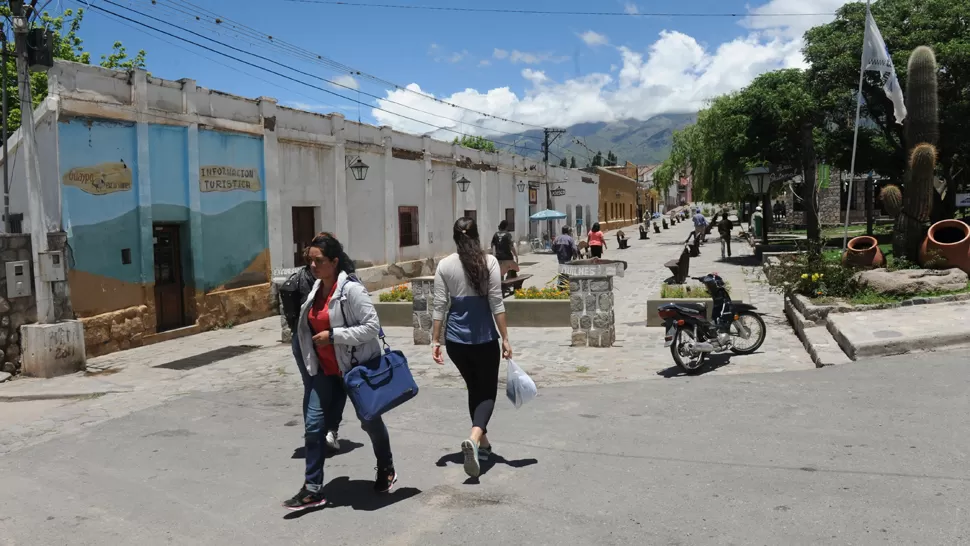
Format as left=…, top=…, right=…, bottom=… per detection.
left=674, top=302, right=707, bottom=314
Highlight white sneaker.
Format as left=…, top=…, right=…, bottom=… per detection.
left=325, top=430, right=340, bottom=451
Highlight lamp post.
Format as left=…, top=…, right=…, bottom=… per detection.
left=745, top=166, right=772, bottom=246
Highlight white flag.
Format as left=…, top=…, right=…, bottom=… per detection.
left=862, top=8, right=906, bottom=124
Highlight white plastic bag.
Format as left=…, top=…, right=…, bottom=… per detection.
left=506, top=359, right=537, bottom=408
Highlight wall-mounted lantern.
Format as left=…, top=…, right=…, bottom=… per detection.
left=454, top=171, right=471, bottom=193
left=517, top=180, right=526, bottom=192
left=346, top=156, right=369, bottom=181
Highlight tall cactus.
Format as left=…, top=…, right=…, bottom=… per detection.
left=879, top=184, right=902, bottom=216
left=893, top=46, right=940, bottom=262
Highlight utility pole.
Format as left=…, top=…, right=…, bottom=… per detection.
left=10, top=0, right=54, bottom=323
left=2, top=25, right=9, bottom=233
left=543, top=128, right=565, bottom=239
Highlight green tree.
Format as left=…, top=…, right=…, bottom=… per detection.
left=1, top=8, right=148, bottom=136
left=607, top=151, right=617, bottom=166
left=591, top=151, right=603, bottom=167
left=569, top=156, right=577, bottom=168
left=803, top=0, right=970, bottom=219
left=453, top=135, right=497, bottom=153
left=559, top=157, right=567, bottom=168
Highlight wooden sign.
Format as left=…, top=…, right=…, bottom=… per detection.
left=528, top=187, right=538, bottom=205
left=62, top=162, right=132, bottom=195
left=199, top=165, right=262, bottom=192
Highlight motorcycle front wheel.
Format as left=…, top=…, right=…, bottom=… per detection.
left=671, top=328, right=707, bottom=374
left=729, top=311, right=767, bottom=355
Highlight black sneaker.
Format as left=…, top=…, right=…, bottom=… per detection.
left=374, top=466, right=398, bottom=493
left=282, top=485, right=328, bottom=511
left=478, top=445, right=492, bottom=461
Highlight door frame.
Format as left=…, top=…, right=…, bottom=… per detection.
left=153, top=223, right=187, bottom=332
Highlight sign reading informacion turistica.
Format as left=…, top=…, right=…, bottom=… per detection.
left=199, top=165, right=262, bottom=192
left=62, top=162, right=132, bottom=195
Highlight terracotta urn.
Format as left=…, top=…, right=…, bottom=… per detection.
left=919, top=219, right=970, bottom=274
left=842, top=236, right=885, bottom=269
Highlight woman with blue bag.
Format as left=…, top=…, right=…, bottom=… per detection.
left=283, top=233, right=397, bottom=511
left=432, top=217, right=513, bottom=479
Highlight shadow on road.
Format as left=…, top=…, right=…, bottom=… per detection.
left=291, top=440, right=365, bottom=460
left=283, top=478, right=422, bottom=518
left=656, top=354, right=734, bottom=378
left=435, top=452, right=539, bottom=484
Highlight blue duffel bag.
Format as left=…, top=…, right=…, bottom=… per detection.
left=343, top=334, right=419, bottom=422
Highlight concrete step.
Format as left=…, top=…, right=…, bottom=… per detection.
left=826, top=301, right=970, bottom=360
left=785, top=297, right=853, bottom=367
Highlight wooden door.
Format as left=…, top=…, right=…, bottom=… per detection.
left=153, top=224, right=186, bottom=332
left=292, top=207, right=316, bottom=266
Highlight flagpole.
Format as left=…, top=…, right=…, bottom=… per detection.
left=842, top=0, right=872, bottom=251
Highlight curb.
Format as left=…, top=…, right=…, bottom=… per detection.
left=784, top=297, right=853, bottom=367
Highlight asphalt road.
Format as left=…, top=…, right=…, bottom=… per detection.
left=3, top=349, right=970, bottom=545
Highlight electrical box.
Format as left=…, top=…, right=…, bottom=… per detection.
left=6, top=260, right=31, bottom=298
left=39, top=251, right=66, bottom=282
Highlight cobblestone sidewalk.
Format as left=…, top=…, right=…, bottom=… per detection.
left=0, top=219, right=814, bottom=457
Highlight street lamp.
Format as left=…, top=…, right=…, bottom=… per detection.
left=517, top=180, right=526, bottom=192
left=744, top=166, right=771, bottom=245
left=455, top=173, right=471, bottom=193
left=347, top=156, right=369, bottom=181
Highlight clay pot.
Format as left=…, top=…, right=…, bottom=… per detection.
left=919, top=219, right=970, bottom=273
left=842, top=236, right=885, bottom=269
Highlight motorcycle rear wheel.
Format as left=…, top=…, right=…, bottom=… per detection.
left=671, top=328, right=707, bottom=375
left=729, top=311, right=767, bottom=355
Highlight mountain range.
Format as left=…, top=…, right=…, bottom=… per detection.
left=496, top=113, right=697, bottom=168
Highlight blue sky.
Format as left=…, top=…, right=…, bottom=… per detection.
left=67, top=0, right=849, bottom=136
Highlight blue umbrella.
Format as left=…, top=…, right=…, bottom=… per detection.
left=530, top=209, right=567, bottom=221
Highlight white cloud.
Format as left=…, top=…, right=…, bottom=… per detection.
left=329, top=74, right=359, bottom=90
left=493, top=48, right=567, bottom=64
left=373, top=2, right=850, bottom=136
left=623, top=2, right=639, bottom=15
left=580, top=30, right=609, bottom=47
left=478, top=59, right=491, bottom=67
left=740, top=0, right=850, bottom=39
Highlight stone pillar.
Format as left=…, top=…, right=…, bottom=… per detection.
left=569, top=276, right=615, bottom=347
left=411, top=276, right=446, bottom=345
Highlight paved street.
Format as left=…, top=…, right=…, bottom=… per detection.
left=3, top=349, right=970, bottom=545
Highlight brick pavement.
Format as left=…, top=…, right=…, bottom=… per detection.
left=0, top=218, right=814, bottom=456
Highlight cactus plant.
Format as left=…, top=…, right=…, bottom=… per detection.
left=879, top=184, right=903, bottom=216
left=893, top=46, right=940, bottom=263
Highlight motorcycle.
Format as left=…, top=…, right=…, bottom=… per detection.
left=657, top=273, right=767, bottom=374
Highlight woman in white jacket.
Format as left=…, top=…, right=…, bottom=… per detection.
left=283, top=233, right=396, bottom=511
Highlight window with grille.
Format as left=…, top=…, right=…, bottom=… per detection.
left=505, top=208, right=515, bottom=231
left=398, top=206, right=419, bottom=247
left=464, top=210, right=477, bottom=222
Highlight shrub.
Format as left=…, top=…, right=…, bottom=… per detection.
left=660, top=282, right=731, bottom=299
left=379, top=284, right=413, bottom=302
left=514, top=286, right=569, bottom=300
left=767, top=254, right=859, bottom=299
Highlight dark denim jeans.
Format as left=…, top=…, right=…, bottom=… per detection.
left=291, top=335, right=393, bottom=487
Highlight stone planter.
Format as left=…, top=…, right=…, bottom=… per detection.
left=920, top=219, right=970, bottom=274
left=645, top=279, right=750, bottom=327
left=842, top=236, right=885, bottom=269
left=373, top=301, right=412, bottom=327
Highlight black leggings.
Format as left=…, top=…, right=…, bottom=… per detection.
left=590, top=245, right=603, bottom=258
left=445, top=339, right=501, bottom=433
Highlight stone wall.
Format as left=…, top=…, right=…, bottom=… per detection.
left=81, top=303, right=155, bottom=358
left=0, top=232, right=74, bottom=374
left=569, top=276, right=616, bottom=348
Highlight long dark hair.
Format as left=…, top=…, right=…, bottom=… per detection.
left=453, top=217, right=489, bottom=297
left=305, top=232, right=356, bottom=276
left=591, top=222, right=601, bottom=233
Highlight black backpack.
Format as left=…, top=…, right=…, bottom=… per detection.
left=278, top=270, right=306, bottom=330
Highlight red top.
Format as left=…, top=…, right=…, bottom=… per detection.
left=587, top=230, right=605, bottom=246
left=307, top=282, right=341, bottom=376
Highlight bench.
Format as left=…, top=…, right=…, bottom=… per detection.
left=616, top=232, right=630, bottom=249
left=639, top=225, right=649, bottom=240
left=665, top=246, right=690, bottom=284
left=501, top=273, right=533, bottom=298
left=653, top=222, right=661, bottom=234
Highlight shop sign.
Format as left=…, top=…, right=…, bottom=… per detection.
left=62, top=162, right=132, bottom=195
left=200, top=165, right=262, bottom=192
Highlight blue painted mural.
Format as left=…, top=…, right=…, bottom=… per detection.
left=60, top=118, right=269, bottom=317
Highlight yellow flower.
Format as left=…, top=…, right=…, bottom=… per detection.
left=819, top=273, right=824, bottom=278
left=811, top=273, right=820, bottom=282
left=801, top=273, right=809, bottom=279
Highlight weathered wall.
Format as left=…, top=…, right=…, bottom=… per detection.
left=0, top=233, right=74, bottom=375
left=596, top=168, right=640, bottom=232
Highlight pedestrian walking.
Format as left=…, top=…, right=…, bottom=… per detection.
left=490, top=220, right=519, bottom=279
left=692, top=208, right=707, bottom=243
left=431, top=217, right=513, bottom=479
left=587, top=222, right=606, bottom=258
left=717, top=210, right=734, bottom=259
left=282, top=232, right=397, bottom=511
left=552, top=226, right=579, bottom=290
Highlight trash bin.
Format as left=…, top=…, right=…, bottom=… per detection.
left=752, top=213, right=763, bottom=237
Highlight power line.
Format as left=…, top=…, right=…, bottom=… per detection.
left=98, top=0, right=540, bottom=142
left=144, top=0, right=548, bottom=131
left=282, top=0, right=837, bottom=18
left=76, top=1, right=536, bottom=151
